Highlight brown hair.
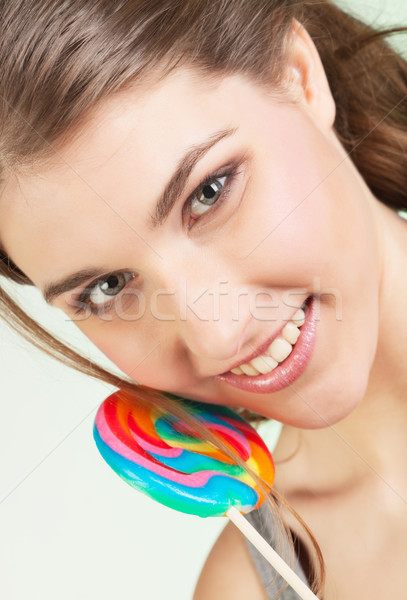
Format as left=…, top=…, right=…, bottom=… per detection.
left=0, top=1, right=406, bottom=596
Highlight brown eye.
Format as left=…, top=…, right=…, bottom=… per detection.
left=190, top=176, right=226, bottom=217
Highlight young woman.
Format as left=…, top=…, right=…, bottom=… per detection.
left=0, top=1, right=406, bottom=598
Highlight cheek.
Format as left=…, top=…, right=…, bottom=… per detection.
left=75, top=315, right=193, bottom=390
left=73, top=317, right=156, bottom=377
left=236, top=160, right=338, bottom=291
left=248, top=115, right=379, bottom=294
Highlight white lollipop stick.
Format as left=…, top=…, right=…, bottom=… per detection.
left=227, top=507, right=319, bottom=600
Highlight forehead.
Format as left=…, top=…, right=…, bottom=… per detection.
left=0, top=69, right=287, bottom=289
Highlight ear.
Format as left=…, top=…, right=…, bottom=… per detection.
left=284, top=19, right=336, bottom=131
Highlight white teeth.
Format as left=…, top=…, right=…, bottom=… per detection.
left=240, top=363, right=261, bottom=376
left=231, top=366, right=244, bottom=375
left=291, top=307, right=305, bottom=327
left=267, top=337, right=293, bottom=362
left=229, top=304, right=309, bottom=377
left=250, top=355, right=279, bottom=374
left=282, top=321, right=301, bottom=345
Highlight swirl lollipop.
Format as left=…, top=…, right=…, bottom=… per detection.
left=93, top=388, right=318, bottom=600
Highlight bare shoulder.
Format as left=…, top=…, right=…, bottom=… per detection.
left=193, top=521, right=268, bottom=600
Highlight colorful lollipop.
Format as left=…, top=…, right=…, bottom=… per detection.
left=94, top=388, right=273, bottom=517
left=93, top=388, right=318, bottom=600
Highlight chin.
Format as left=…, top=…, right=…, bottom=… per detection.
left=274, top=357, right=371, bottom=430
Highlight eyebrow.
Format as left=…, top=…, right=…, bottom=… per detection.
left=43, top=268, right=107, bottom=304
left=43, top=127, right=237, bottom=304
left=148, top=126, right=237, bottom=229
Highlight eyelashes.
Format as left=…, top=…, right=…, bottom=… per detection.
left=70, top=159, right=244, bottom=317
left=72, top=271, right=136, bottom=316
left=183, top=160, right=243, bottom=229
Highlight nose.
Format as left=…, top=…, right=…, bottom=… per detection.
left=182, top=284, right=251, bottom=360
left=154, top=269, right=252, bottom=370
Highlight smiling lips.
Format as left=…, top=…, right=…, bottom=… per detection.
left=215, top=295, right=317, bottom=394
left=230, top=306, right=306, bottom=377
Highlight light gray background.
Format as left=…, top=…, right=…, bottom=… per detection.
left=1, top=2, right=406, bottom=599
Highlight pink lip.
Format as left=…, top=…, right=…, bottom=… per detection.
left=215, top=295, right=317, bottom=393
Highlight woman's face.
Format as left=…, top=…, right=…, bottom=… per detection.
left=0, top=63, right=382, bottom=429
